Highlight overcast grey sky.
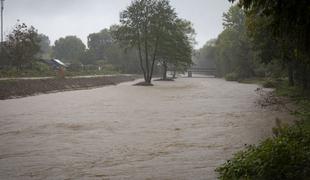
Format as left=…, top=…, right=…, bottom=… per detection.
left=3, top=0, right=231, bottom=48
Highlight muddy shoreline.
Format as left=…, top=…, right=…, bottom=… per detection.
left=0, top=75, right=139, bottom=100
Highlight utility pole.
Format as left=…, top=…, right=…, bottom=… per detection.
left=1, top=0, right=4, bottom=44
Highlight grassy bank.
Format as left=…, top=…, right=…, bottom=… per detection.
left=216, top=79, right=310, bottom=180
left=0, top=75, right=139, bottom=100
left=0, top=66, right=120, bottom=78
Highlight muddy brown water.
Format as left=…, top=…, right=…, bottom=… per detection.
left=0, top=77, right=292, bottom=180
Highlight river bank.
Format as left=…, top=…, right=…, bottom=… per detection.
left=216, top=79, right=310, bottom=179
left=0, top=75, right=139, bottom=100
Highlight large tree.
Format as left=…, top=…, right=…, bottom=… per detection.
left=194, top=39, right=217, bottom=69
left=53, top=36, right=86, bottom=63
left=84, top=27, right=140, bottom=73
left=229, top=0, right=310, bottom=88
left=115, top=0, right=178, bottom=84
left=158, top=19, right=195, bottom=80
left=4, top=23, right=41, bottom=69
left=37, top=34, right=52, bottom=59
left=87, top=29, right=113, bottom=61
left=215, top=5, right=256, bottom=78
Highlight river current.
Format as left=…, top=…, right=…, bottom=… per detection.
left=0, top=77, right=292, bottom=179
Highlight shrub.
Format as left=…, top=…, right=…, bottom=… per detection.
left=0, top=61, right=53, bottom=78
left=262, top=79, right=277, bottom=88
left=216, top=122, right=310, bottom=180
left=254, top=66, right=267, bottom=78
left=225, top=72, right=239, bottom=81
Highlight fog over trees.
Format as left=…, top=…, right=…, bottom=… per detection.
left=195, top=2, right=309, bottom=90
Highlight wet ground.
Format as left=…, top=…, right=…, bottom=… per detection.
left=0, top=77, right=292, bottom=180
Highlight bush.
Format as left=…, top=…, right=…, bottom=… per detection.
left=262, top=79, right=277, bottom=88
left=32, top=61, right=51, bottom=73
left=254, top=66, right=267, bottom=78
left=225, top=72, right=239, bottom=81
left=216, top=121, right=310, bottom=180
left=0, top=63, right=53, bottom=78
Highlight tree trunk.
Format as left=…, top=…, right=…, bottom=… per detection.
left=144, top=19, right=150, bottom=83
left=173, top=68, right=176, bottom=79
left=149, top=36, right=159, bottom=83
left=288, top=60, right=295, bottom=87
left=137, top=32, right=147, bottom=82
left=144, top=39, right=150, bottom=82
left=162, top=60, right=167, bottom=80
left=302, top=64, right=308, bottom=89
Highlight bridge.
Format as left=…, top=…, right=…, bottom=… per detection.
left=187, top=67, right=217, bottom=77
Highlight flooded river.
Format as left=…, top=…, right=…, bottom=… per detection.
left=0, top=77, right=292, bottom=180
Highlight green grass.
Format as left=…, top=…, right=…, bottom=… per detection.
left=225, top=72, right=239, bottom=81
left=65, top=69, right=120, bottom=77
left=238, top=77, right=266, bottom=84
left=0, top=68, right=121, bottom=78
left=238, top=77, right=283, bottom=88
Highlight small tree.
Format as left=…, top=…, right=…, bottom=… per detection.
left=5, top=22, right=41, bottom=70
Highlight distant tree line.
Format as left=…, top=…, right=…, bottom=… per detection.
left=0, top=0, right=195, bottom=80
left=0, top=22, right=146, bottom=74
left=196, top=1, right=309, bottom=89
left=51, top=28, right=142, bottom=74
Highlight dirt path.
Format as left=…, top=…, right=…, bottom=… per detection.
left=0, top=77, right=292, bottom=179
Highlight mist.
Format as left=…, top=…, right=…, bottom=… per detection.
left=4, top=0, right=230, bottom=48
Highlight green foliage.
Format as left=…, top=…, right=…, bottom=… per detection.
left=53, top=36, right=86, bottom=63
left=205, top=6, right=257, bottom=79
left=217, top=79, right=310, bottom=180
left=230, top=0, right=310, bottom=58
left=64, top=69, right=120, bottom=77
left=275, top=81, right=307, bottom=99
left=193, top=39, right=217, bottom=69
left=262, top=79, right=277, bottom=88
left=158, top=18, right=195, bottom=79
left=37, top=34, right=52, bottom=59
left=80, top=27, right=141, bottom=74
left=0, top=62, right=53, bottom=78
left=274, top=82, right=310, bottom=119
left=230, top=0, right=310, bottom=89
left=87, top=29, right=113, bottom=61
left=198, top=1, right=310, bottom=89
left=3, top=22, right=41, bottom=69
left=225, top=72, right=239, bottom=81
left=216, top=122, right=310, bottom=180
left=114, top=0, right=194, bottom=83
